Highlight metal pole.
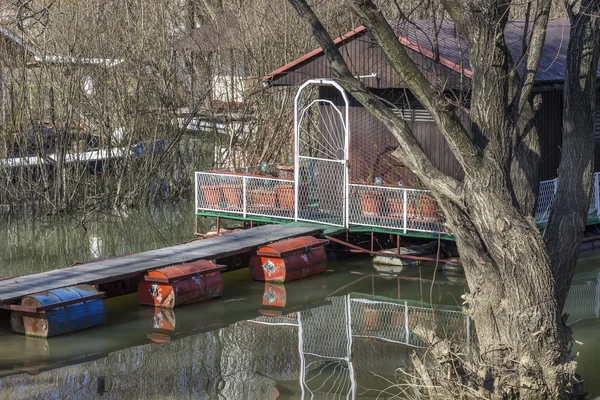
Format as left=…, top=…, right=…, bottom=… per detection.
left=594, top=172, right=600, bottom=218
left=403, top=189, right=407, bottom=233
left=294, top=82, right=308, bottom=223
left=194, top=172, right=199, bottom=214
left=466, top=316, right=472, bottom=348
left=242, top=177, right=247, bottom=218
left=596, top=272, right=600, bottom=318
left=297, top=311, right=306, bottom=398
left=343, top=87, right=350, bottom=229
left=404, top=301, right=409, bottom=345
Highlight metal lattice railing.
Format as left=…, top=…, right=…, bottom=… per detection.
left=535, top=173, right=600, bottom=223
left=296, top=157, right=346, bottom=227
left=196, top=170, right=600, bottom=232
left=563, top=274, right=600, bottom=325
left=348, top=184, right=446, bottom=234
left=195, top=171, right=295, bottom=220
left=349, top=295, right=470, bottom=348
left=536, top=179, right=558, bottom=223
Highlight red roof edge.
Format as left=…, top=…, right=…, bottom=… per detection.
left=397, top=35, right=472, bottom=78
left=262, top=24, right=472, bottom=83
left=262, top=25, right=367, bottom=82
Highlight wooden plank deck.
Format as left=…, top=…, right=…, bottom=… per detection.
left=0, top=225, right=321, bottom=304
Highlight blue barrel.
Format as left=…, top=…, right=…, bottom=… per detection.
left=11, top=285, right=105, bottom=338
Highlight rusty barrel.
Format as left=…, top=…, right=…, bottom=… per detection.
left=138, top=260, right=224, bottom=309
left=249, top=236, right=328, bottom=283
left=11, top=285, right=105, bottom=338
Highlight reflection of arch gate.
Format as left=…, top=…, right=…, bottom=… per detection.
left=295, top=79, right=350, bottom=227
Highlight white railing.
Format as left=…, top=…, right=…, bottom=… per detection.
left=196, top=170, right=600, bottom=232
left=349, top=295, right=470, bottom=348
left=195, top=171, right=295, bottom=220
left=536, top=172, right=600, bottom=224
left=348, top=183, right=446, bottom=234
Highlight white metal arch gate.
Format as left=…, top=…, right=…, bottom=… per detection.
left=294, top=79, right=350, bottom=227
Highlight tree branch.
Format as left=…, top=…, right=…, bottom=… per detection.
left=287, top=0, right=463, bottom=203
left=348, top=0, right=484, bottom=178
left=511, top=0, right=552, bottom=121
left=545, top=2, right=600, bottom=311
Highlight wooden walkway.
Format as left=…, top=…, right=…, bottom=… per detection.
left=0, top=225, right=321, bottom=304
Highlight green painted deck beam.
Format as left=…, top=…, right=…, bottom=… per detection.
left=195, top=210, right=600, bottom=241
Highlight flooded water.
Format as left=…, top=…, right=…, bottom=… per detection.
left=0, top=202, right=599, bottom=399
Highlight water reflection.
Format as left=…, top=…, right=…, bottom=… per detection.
left=0, top=270, right=471, bottom=399
left=0, top=204, right=599, bottom=398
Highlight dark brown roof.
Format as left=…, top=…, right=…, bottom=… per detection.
left=264, top=18, right=587, bottom=84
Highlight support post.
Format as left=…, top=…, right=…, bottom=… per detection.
left=404, top=301, right=409, bottom=345
left=403, top=189, right=408, bottom=233
left=194, top=172, right=199, bottom=214
left=242, top=177, right=247, bottom=218
left=466, top=316, right=472, bottom=349
left=596, top=173, right=600, bottom=221
left=216, top=217, right=221, bottom=234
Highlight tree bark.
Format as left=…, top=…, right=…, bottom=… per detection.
left=545, top=2, right=600, bottom=312
left=287, top=0, right=600, bottom=397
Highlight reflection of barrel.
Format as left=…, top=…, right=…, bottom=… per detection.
left=249, top=237, right=328, bottom=283
left=11, top=285, right=105, bottom=338
left=262, top=283, right=288, bottom=308
left=142, top=299, right=227, bottom=344
left=138, top=260, right=224, bottom=309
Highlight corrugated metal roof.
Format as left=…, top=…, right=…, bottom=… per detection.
left=265, top=18, right=584, bottom=84
left=402, top=18, right=574, bottom=83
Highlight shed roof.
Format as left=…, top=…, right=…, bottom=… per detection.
left=264, top=18, right=585, bottom=85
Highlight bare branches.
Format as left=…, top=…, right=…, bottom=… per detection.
left=287, top=0, right=463, bottom=203
left=512, top=0, right=552, bottom=121
left=348, top=0, right=484, bottom=178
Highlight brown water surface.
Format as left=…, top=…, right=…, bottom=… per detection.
left=0, top=202, right=598, bottom=399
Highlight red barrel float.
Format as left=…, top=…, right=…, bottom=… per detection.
left=249, top=236, right=328, bottom=283
left=138, top=260, right=224, bottom=308
left=10, top=285, right=105, bottom=338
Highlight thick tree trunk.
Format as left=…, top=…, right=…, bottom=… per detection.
left=545, top=6, right=600, bottom=312
left=442, top=181, right=572, bottom=398
left=287, top=0, right=600, bottom=397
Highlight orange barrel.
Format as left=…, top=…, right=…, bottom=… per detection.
left=249, top=236, right=328, bottom=283
left=10, top=285, right=105, bottom=338
left=137, top=260, right=224, bottom=308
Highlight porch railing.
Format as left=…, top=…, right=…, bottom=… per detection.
left=195, top=171, right=295, bottom=221
left=536, top=172, right=600, bottom=224
left=348, top=184, right=445, bottom=234
left=196, top=171, right=600, bottom=233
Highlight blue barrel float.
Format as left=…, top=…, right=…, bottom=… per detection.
left=10, top=285, right=105, bottom=338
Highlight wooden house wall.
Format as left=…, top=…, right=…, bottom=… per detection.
left=272, top=32, right=465, bottom=90
left=320, top=86, right=464, bottom=185
left=273, top=32, right=600, bottom=184
left=534, top=87, right=600, bottom=180
left=535, top=89, right=563, bottom=181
